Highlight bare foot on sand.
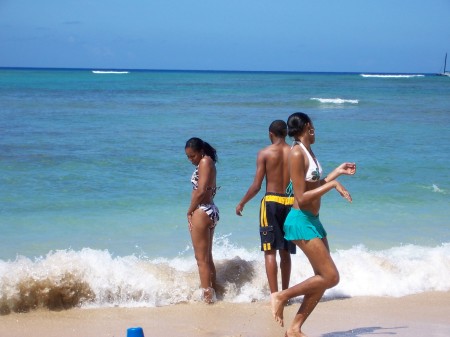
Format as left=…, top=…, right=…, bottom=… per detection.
left=270, top=292, right=286, bottom=327
left=285, top=329, right=308, bottom=337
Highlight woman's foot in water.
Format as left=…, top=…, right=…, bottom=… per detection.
left=202, top=287, right=217, bottom=304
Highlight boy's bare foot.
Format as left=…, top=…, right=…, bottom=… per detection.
left=270, top=292, right=286, bottom=327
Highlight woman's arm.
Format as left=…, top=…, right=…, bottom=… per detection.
left=291, top=151, right=353, bottom=207
left=187, top=157, right=214, bottom=216
left=293, top=175, right=338, bottom=207
left=322, top=162, right=356, bottom=184
left=301, top=180, right=352, bottom=204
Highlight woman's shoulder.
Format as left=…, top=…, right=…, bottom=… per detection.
left=290, top=145, right=308, bottom=168
left=290, top=144, right=305, bottom=157
left=199, top=155, right=215, bottom=167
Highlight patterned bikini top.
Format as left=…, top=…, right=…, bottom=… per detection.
left=191, top=166, right=200, bottom=189
left=191, top=166, right=219, bottom=197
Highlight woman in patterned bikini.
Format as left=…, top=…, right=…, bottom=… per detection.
left=185, top=137, right=219, bottom=304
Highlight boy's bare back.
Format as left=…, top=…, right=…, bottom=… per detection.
left=262, top=142, right=291, bottom=194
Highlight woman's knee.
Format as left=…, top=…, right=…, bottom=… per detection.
left=325, top=269, right=339, bottom=288
left=194, top=251, right=208, bottom=262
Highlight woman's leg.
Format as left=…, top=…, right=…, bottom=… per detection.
left=209, top=227, right=216, bottom=290
left=190, top=209, right=215, bottom=302
left=271, top=237, right=339, bottom=330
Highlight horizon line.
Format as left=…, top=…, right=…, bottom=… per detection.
left=0, top=66, right=435, bottom=76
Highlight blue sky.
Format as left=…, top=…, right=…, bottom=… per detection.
left=1, top=0, right=449, bottom=73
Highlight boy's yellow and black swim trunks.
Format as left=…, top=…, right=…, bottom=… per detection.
left=259, top=192, right=296, bottom=253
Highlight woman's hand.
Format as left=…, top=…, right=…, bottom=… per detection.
left=187, top=212, right=193, bottom=231
left=324, top=162, right=357, bottom=184
left=337, top=162, right=356, bottom=176
left=335, top=181, right=352, bottom=203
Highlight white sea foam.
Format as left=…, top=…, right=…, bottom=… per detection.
left=92, top=70, right=129, bottom=74
left=311, top=97, right=359, bottom=104
left=327, top=244, right=450, bottom=298
left=432, top=184, right=444, bottom=193
left=360, top=74, right=425, bottom=78
left=1, top=240, right=449, bottom=313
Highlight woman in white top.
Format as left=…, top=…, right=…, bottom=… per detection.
left=271, top=112, right=356, bottom=336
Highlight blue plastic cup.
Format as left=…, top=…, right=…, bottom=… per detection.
left=127, top=327, right=145, bottom=337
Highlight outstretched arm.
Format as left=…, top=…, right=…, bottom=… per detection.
left=322, top=162, right=356, bottom=184
left=292, top=152, right=354, bottom=206
left=236, top=152, right=266, bottom=216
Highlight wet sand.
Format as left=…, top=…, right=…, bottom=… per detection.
left=0, top=291, right=449, bottom=337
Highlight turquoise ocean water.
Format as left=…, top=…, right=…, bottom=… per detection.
left=0, top=68, right=449, bottom=312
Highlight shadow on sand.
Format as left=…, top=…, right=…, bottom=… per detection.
left=321, top=326, right=407, bottom=336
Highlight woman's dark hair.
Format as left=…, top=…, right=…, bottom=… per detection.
left=287, top=112, right=312, bottom=138
left=185, top=137, right=218, bottom=163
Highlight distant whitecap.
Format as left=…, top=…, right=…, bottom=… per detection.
left=92, top=70, right=129, bottom=74
left=311, top=97, right=359, bottom=104
left=432, top=184, right=444, bottom=193
left=360, top=74, right=424, bottom=78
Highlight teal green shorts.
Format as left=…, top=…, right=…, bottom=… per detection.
left=284, top=208, right=327, bottom=241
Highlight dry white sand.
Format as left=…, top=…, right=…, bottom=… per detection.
left=1, top=291, right=449, bottom=337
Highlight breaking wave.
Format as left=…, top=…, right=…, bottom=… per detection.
left=1, top=239, right=449, bottom=314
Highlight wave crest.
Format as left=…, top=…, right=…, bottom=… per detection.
left=360, top=74, right=425, bottom=78
left=311, top=97, right=359, bottom=104
left=0, top=249, right=260, bottom=314
left=1, top=242, right=449, bottom=313
left=92, top=71, right=129, bottom=74
left=0, top=272, right=94, bottom=314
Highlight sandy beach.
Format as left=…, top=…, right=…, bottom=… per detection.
left=1, top=291, right=448, bottom=337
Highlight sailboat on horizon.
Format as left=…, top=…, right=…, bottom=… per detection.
left=438, top=53, right=450, bottom=77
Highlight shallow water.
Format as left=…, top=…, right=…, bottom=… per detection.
left=1, top=69, right=449, bottom=308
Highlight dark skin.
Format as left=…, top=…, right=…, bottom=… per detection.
left=185, top=147, right=217, bottom=223
left=236, top=131, right=292, bottom=293
left=271, top=122, right=356, bottom=337
left=185, top=146, right=217, bottom=303
left=290, top=122, right=354, bottom=215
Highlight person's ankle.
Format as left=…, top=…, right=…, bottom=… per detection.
left=202, top=287, right=216, bottom=304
